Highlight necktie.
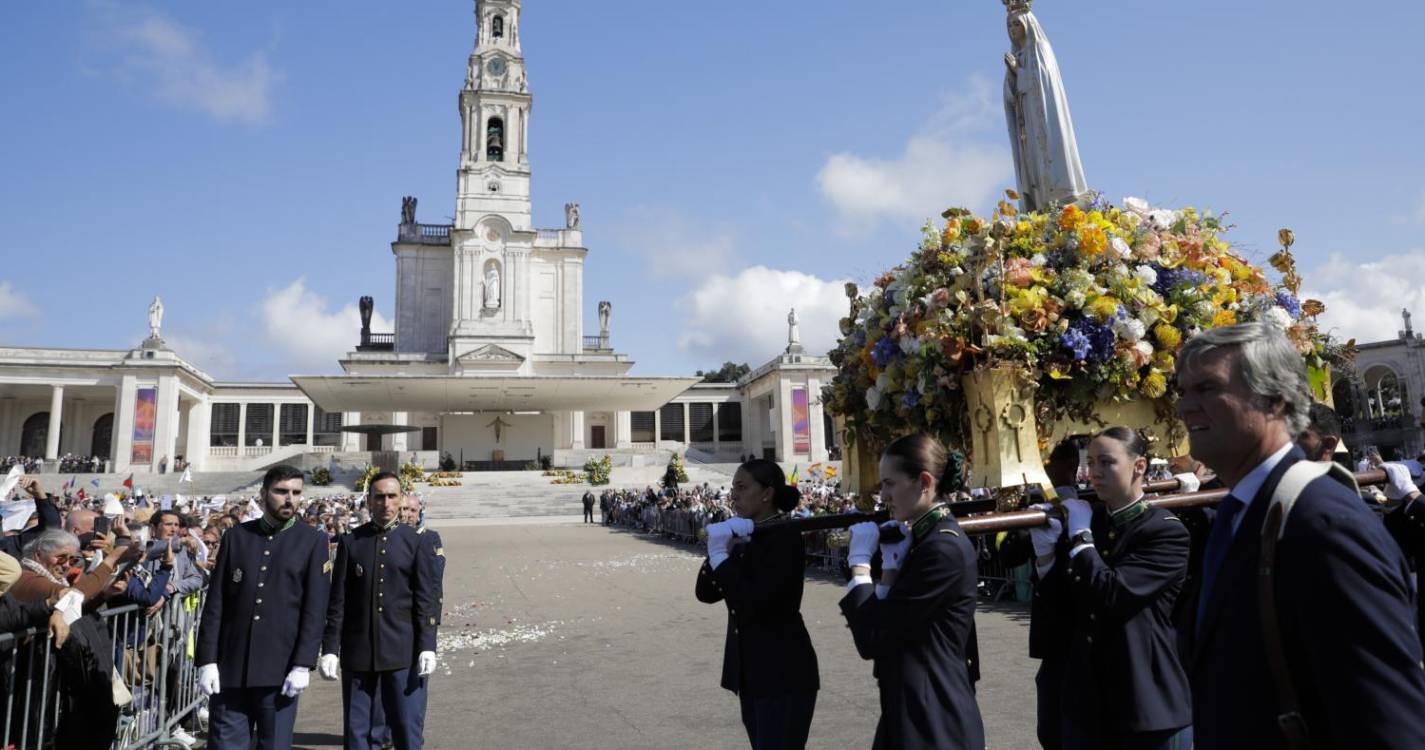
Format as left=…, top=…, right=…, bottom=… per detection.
left=1196, top=495, right=1243, bottom=634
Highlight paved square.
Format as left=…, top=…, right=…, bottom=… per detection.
left=289, top=521, right=1039, bottom=749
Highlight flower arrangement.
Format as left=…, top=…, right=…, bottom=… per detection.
left=824, top=192, right=1352, bottom=451
left=309, top=467, right=333, bottom=487
left=663, top=453, right=689, bottom=489
left=355, top=465, right=381, bottom=492
left=400, top=462, right=425, bottom=487
left=584, top=456, right=612, bottom=486
left=550, top=470, right=584, bottom=485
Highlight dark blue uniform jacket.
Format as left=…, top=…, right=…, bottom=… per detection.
left=322, top=521, right=441, bottom=672
left=840, top=514, right=985, bottom=750
left=694, top=525, right=820, bottom=699
left=196, top=520, right=331, bottom=688
left=1185, top=448, right=1425, bottom=749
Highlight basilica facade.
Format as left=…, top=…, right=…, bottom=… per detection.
left=0, top=1, right=838, bottom=477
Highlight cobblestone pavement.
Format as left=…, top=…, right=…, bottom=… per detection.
left=286, top=521, right=1038, bottom=749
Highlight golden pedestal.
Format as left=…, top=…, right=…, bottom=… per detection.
left=1045, top=398, right=1189, bottom=458
left=964, top=366, right=1053, bottom=497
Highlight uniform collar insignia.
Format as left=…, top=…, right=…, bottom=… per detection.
left=259, top=514, right=296, bottom=535
left=1108, top=496, right=1148, bottom=528
left=911, top=503, right=950, bottom=543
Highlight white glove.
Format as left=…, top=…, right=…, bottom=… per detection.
left=197, top=663, right=220, bottom=696
left=878, top=521, right=912, bottom=571
left=1172, top=472, right=1202, bottom=494
left=1062, top=498, right=1093, bottom=537
left=725, top=517, right=755, bottom=537
left=706, top=521, right=734, bottom=569
left=847, top=522, right=880, bottom=568
left=417, top=650, right=437, bottom=677
left=1027, top=504, right=1063, bottom=558
left=281, top=667, right=309, bottom=698
left=1383, top=463, right=1420, bottom=502
left=318, top=653, right=340, bottom=681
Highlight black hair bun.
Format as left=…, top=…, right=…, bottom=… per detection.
left=774, top=484, right=801, bottom=513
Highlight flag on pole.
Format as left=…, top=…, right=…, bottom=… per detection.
left=180, top=466, right=193, bottom=484
left=63, top=477, right=75, bottom=492
left=824, top=465, right=838, bottom=479
left=122, top=474, right=134, bottom=490
left=90, top=478, right=101, bottom=488
left=76, top=488, right=87, bottom=502
left=788, top=465, right=799, bottom=487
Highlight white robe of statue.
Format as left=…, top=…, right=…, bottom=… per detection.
left=1003, top=10, right=1088, bottom=212
left=484, top=266, right=501, bottom=310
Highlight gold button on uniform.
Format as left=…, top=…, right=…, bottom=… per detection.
left=254, top=615, right=261, bottom=621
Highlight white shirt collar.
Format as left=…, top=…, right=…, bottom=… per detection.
left=1228, top=441, right=1295, bottom=509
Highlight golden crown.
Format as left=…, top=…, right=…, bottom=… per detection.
left=1003, top=0, right=1033, bottom=13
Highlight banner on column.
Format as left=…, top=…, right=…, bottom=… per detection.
left=791, top=387, right=811, bottom=455
left=131, top=387, right=157, bottom=464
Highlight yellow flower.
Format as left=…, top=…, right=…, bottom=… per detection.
left=1152, top=351, right=1175, bottom=372
left=1078, top=225, right=1108, bottom=256
left=1058, top=204, right=1085, bottom=231
left=1086, top=295, right=1121, bottom=321
left=1153, top=323, right=1181, bottom=350
left=1141, top=371, right=1168, bottom=399
left=942, top=223, right=960, bottom=245
left=1212, top=309, right=1237, bottom=327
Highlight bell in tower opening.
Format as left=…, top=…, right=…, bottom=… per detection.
left=486, top=117, right=505, bottom=162
left=492, top=14, right=504, bottom=38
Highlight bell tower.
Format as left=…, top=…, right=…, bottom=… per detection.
left=456, top=0, right=532, bottom=231
left=448, top=0, right=537, bottom=363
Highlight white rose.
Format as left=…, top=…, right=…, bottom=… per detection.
left=1134, top=264, right=1158, bottom=286
left=899, top=335, right=921, bottom=355
left=1122, top=196, right=1151, bottom=215
left=1135, top=340, right=1154, bottom=358
left=1148, top=209, right=1179, bottom=231
left=1066, top=290, right=1087, bottom=308
left=1265, top=306, right=1294, bottom=331
left=1110, top=237, right=1132, bottom=259
left=866, top=386, right=882, bottom=410
left=1113, top=317, right=1146, bottom=342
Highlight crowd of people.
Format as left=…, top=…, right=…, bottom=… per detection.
left=0, top=467, right=441, bottom=749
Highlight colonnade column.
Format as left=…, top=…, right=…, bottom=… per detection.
left=391, top=412, right=409, bottom=452
left=682, top=403, right=690, bottom=446
left=185, top=399, right=209, bottom=472
left=712, top=403, right=721, bottom=454
left=44, top=386, right=63, bottom=460
left=305, top=405, right=314, bottom=448
left=0, top=398, right=14, bottom=456
left=237, top=403, right=248, bottom=451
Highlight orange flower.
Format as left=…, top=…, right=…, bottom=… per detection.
left=1211, top=309, right=1237, bottom=327
left=1059, top=204, right=1085, bottom=231
left=1078, top=225, right=1108, bottom=256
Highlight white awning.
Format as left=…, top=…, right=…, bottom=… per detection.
left=290, top=375, right=701, bottom=413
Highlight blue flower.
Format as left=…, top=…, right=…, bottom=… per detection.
left=1151, top=265, right=1207, bottom=299
left=1060, top=327, right=1092, bottom=361
left=1275, top=291, right=1302, bottom=319
left=900, top=389, right=921, bottom=410
left=871, top=336, right=901, bottom=368
left=1064, top=316, right=1115, bottom=363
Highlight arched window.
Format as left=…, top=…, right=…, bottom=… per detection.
left=1363, top=366, right=1407, bottom=421
left=20, top=412, right=48, bottom=457
left=492, top=15, right=504, bottom=38
left=91, top=413, right=114, bottom=459
left=486, top=117, right=505, bottom=162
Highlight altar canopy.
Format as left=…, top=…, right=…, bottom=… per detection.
left=292, top=375, right=699, bottom=414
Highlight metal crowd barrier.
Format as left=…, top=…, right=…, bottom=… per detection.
left=0, top=587, right=208, bottom=749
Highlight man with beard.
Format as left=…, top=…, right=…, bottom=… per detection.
left=320, top=473, right=441, bottom=749
left=196, top=465, right=331, bottom=749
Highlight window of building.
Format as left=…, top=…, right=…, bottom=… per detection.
left=91, top=413, right=114, bottom=459
left=486, top=117, right=505, bottom=162
left=210, top=403, right=239, bottom=447
left=245, top=403, right=274, bottom=447
left=689, top=403, right=714, bottom=443
left=313, top=407, right=344, bottom=447
left=492, top=15, right=504, bottom=38
left=20, top=412, right=49, bottom=457
left=631, top=411, right=656, bottom=443
left=659, top=404, right=684, bottom=442
left=279, top=404, right=308, bottom=446
left=718, top=402, right=742, bottom=443
left=422, top=426, right=438, bottom=451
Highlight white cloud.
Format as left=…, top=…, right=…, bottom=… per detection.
left=677, top=266, right=851, bottom=365
left=88, top=3, right=281, bottom=125
left=0, top=281, right=39, bottom=320
left=258, top=278, right=389, bottom=373
left=161, top=331, right=238, bottom=377
left=613, top=207, right=738, bottom=279
left=1303, top=250, right=1425, bottom=343
left=816, top=76, right=1013, bottom=233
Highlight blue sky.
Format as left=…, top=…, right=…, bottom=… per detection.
left=3, top=0, right=1424, bottom=381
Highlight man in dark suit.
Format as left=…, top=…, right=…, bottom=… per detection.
left=196, top=464, right=331, bottom=750
left=1176, top=322, right=1425, bottom=748
left=319, top=473, right=441, bottom=749
left=582, top=490, right=595, bottom=523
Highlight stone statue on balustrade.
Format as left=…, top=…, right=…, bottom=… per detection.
left=401, top=196, right=417, bottom=225
left=1003, top=0, right=1089, bottom=211
left=565, top=202, right=581, bottom=230
left=147, top=296, right=164, bottom=342
left=787, top=307, right=801, bottom=350
left=598, top=301, right=611, bottom=335
left=484, top=265, right=501, bottom=310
